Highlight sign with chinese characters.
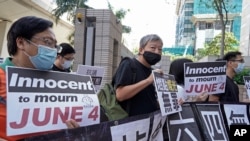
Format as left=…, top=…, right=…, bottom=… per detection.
left=23, top=103, right=250, bottom=141
left=152, top=71, right=182, bottom=116
left=24, top=111, right=166, bottom=141
left=184, top=61, right=227, bottom=95
left=196, top=103, right=229, bottom=141
left=167, top=103, right=203, bottom=141
left=6, top=67, right=100, bottom=136
left=222, top=104, right=249, bottom=129
left=76, top=65, right=105, bottom=92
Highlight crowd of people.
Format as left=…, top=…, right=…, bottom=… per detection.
left=0, top=15, right=247, bottom=140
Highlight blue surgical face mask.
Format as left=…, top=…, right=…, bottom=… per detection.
left=234, top=63, right=245, bottom=74
left=25, top=44, right=57, bottom=70
left=62, top=60, right=73, bottom=69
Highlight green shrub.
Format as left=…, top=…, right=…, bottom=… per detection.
left=233, top=68, right=250, bottom=85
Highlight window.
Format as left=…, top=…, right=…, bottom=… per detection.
left=185, top=11, right=193, bottom=16
left=199, top=21, right=206, bottom=30
left=185, top=3, right=193, bottom=9
left=184, top=28, right=193, bottom=33
left=206, top=23, right=213, bottom=29
left=184, top=20, right=192, bottom=24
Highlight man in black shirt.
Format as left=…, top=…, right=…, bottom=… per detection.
left=209, top=51, right=244, bottom=103
left=52, top=43, right=75, bottom=72
left=113, top=34, right=163, bottom=116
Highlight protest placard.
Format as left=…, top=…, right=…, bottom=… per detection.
left=76, top=64, right=105, bottom=92
left=152, top=71, right=182, bottom=116
left=6, top=67, right=100, bottom=136
left=184, top=61, right=227, bottom=95
left=23, top=103, right=250, bottom=141
left=244, top=76, right=250, bottom=99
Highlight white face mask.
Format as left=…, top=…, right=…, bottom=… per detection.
left=62, top=60, right=73, bottom=69
left=234, top=63, right=245, bottom=74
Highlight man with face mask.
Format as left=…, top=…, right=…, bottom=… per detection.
left=209, top=51, right=244, bottom=103
left=52, top=43, right=75, bottom=72
left=0, top=16, right=79, bottom=141
left=113, top=34, right=163, bottom=116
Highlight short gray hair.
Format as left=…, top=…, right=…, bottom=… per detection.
left=139, top=34, right=163, bottom=49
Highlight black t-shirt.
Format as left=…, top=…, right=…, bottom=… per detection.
left=113, top=58, right=159, bottom=116
left=216, top=76, right=239, bottom=103
left=51, top=64, right=71, bottom=72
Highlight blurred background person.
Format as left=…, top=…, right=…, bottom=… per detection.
left=52, top=43, right=75, bottom=72
left=209, top=51, right=244, bottom=103
left=169, top=58, right=208, bottom=104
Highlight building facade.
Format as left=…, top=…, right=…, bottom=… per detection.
left=239, top=0, right=250, bottom=56
left=175, top=0, right=242, bottom=54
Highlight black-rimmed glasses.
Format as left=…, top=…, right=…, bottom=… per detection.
left=230, top=59, right=245, bottom=63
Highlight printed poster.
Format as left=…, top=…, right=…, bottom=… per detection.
left=167, top=103, right=203, bottom=141
left=184, top=61, right=227, bottom=96
left=24, top=111, right=165, bottom=141
left=76, top=64, right=105, bottom=92
left=196, top=103, right=229, bottom=141
left=152, top=71, right=182, bottom=116
left=222, top=104, right=249, bottom=129
left=6, top=67, right=100, bottom=136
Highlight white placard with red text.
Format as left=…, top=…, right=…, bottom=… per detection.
left=6, top=67, right=100, bottom=136
left=76, top=65, right=105, bottom=92
left=184, top=61, right=227, bottom=95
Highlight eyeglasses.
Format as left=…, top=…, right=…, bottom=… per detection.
left=26, top=39, right=61, bottom=52
left=63, top=57, right=74, bottom=61
left=230, top=59, right=244, bottom=63
left=32, top=36, right=57, bottom=48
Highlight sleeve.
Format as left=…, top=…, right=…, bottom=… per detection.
left=113, top=59, right=134, bottom=88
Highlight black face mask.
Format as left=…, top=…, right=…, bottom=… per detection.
left=143, top=51, right=161, bottom=65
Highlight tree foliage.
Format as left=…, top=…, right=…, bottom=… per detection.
left=52, top=0, right=131, bottom=44
left=107, top=1, right=131, bottom=33
left=52, top=0, right=91, bottom=24
left=200, top=0, right=236, bottom=58
left=196, top=32, right=239, bottom=59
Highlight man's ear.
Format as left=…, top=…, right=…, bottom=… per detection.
left=139, top=47, right=144, bottom=55
left=16, top=37, right=26, bottom=50
left=56, top=55, right=60, bottom=59
left=227, top=60, right=233, bottom=67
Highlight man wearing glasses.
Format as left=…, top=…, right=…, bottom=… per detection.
left=0, top=16, right=78, bottom=141
left=52, top=43, right=75, bottom=72
left=209, top=51, right=245, bottom=103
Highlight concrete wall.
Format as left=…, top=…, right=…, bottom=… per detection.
left=74, top=9, right=123, bottom=85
